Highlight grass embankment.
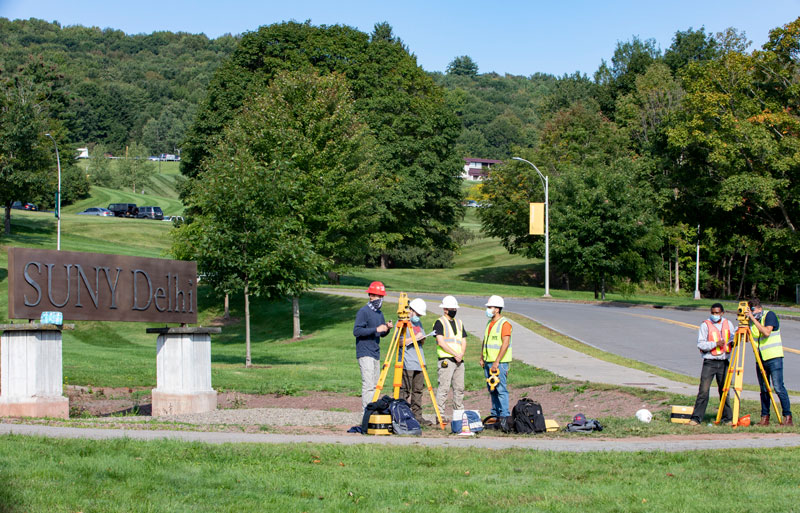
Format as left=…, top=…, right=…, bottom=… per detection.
left=2, top=436, right=799, bottom=512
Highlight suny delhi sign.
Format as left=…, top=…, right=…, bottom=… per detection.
left=7, top=247, right=197, bottom=324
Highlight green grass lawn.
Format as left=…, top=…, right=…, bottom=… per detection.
left=1, top=435, right=798, bottom=512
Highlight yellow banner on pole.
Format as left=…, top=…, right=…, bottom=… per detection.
left=529, top=203, right=544, bottom=235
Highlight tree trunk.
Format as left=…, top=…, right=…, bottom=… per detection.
left=380, top=253, right=388, bottom=270
left=750, top=282, right=757, bottom=298
left=4, top=205, right=10, bottom=236
left=594, top=280, right=598, bottom=299
left=674, top=246, right=680, bottom=293
left=736, top=253, right=748, bottom=299
left=223, top=293, right=230, bottom=320
left=292, top=295, right=301, bottom=339
left=667, top=247, right=673, bottom=291
left=601, top=275, right=606, bottom=301
left=244, top=281, right=251, bottom=367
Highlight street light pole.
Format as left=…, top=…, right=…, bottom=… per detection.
left=44, top=133, right=61, bottom=251
left=694, top=224, right=701, bottom=300
left=512, top=157, right=551, bottom=298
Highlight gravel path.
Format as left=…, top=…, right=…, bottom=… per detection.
left=91, top=408, right=363, bottom=426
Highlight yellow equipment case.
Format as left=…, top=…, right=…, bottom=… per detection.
left=367, top=414, right=393, bottom=435
left=670, top=405, right=693, bottom=424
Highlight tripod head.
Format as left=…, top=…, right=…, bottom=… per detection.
left=737, top=301, right=749, bottom=324
left=397, top=292, right=411, bottom=321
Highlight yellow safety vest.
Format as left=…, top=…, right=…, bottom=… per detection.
left=750, top=309, right=783, bottom=361
left=483, top=317, right=512, bottom=363
left=437, top=316, right=464, bottom=358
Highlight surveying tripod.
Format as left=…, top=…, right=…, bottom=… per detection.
left=371, top=292, right=446, bottom=430
left=715, top=302, right=782, bottom=427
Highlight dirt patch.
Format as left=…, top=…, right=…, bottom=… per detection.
left=64, top=383, right=667, bottom=423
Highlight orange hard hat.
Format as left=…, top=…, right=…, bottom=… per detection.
left=366, top=281, right=386, bottom=296
left=738, top=414, right=751, bottom=427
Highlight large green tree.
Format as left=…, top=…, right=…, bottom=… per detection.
left=173, top=70, right=378, bottom=362
left=181, top=21, right=463, bottom=268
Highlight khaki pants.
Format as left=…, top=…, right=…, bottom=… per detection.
left=358, top=356, right=381, bottom=410
left=436, top=359, right=464, bottom=417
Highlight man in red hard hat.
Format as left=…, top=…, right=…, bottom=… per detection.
left=353, top=281, right=393, bottom=410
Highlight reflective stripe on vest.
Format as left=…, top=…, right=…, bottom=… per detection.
left=750, top=309, right=783, bottom=360
left=704, top=319, right=731, bottom=356
left=483, top=317, right=512, bottom=363
left=437, top=316, right=464, bottom=358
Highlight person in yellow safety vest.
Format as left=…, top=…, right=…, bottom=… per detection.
left=433, top=295, right=467, bottom=420
left=747, top=298, right=792, bottom=426
left=480, top=295, right=512, bottom=420
left=688, top=303, right=734, bottom=426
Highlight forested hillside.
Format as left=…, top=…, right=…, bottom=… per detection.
left=0, top=17, right=238, bottom=154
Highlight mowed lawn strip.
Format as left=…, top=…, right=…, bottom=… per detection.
left=1, top=435, right=798, bottom=513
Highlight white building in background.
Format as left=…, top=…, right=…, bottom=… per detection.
left=75, top=147, right=89, bottom=159
left=462, top=157, right=502, bottom=181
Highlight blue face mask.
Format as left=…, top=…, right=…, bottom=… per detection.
left=411, top=315, right=420, bottom=323
left=486, top=308, right=494, bottom=318
left=710, top=314, right=721, bottom=323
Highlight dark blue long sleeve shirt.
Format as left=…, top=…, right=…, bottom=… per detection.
left=353, top=304, right=390, bottom=360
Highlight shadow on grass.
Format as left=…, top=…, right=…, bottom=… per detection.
left=210, top=292, right=363, bottom=345
left=0, top=267, right=7, bottom=285
left=460, top=263, right=544, bottom=287
left=6, top=214, right=56, bottom=247
left=211, top=353, right=306, bottom=366
left=0, top=459, right=23, bottom=512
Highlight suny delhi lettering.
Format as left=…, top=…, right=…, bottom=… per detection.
left=22, top=262, right=194, bottom=314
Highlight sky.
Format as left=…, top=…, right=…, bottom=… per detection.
left=1, top=0, right=799, bottom=76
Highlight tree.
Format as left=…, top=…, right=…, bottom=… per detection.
left=446, top=55, right=479, bottom=76
left=173, top=70, right=378, bottom=362
left=0, top=56, right=61, bottom=235
left=181, top=21, right=463, bottom=268
left=116, top=141, right=155, bottom=194
left=664, top=27, right=718, bottom=72
left=549, top=160, right=662, bottom=298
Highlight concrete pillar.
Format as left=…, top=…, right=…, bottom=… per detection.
left=0, top=324, right=73, bottom=419
left=148, top=327, right=221, bottom=416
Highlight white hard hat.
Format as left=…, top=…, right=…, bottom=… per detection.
left=635, top=409, right=652, bottom=423
left=485, top=295, right=505, bottom=308
left=409, top=298, right=427, bottom=316
left=439, top=295, right=459, bottom=309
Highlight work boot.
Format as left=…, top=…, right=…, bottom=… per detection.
left=686, top=419, right=700, bottom=426
left=757, top=415, right=770, bottom=426
left=783, top=415, right=793, bottom=426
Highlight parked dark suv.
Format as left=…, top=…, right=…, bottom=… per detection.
left=108, top=203, right=139, bottom=217
left=137, top=206, right=164, bottom=220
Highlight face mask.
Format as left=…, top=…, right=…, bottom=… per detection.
left=710, top=314, right=721, bottom=323
left=486, top=308, right=494, bottom=318
left=754, top=311, right=763, bottom=321
left=411, top=315, right=420, bottom=323
left=369, top=298, right=382, bottom=310
left=446, top=309, right=457, bottom=318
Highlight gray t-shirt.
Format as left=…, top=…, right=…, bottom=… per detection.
left=403, top=319, right=426, bottom=371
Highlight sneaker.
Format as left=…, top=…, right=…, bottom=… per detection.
left=687, top=419, right=700, bottom=426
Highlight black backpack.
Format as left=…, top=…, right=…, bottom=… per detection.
left=360, top=395, right=393, bottom=434
left=512, top=398, right=546, bottom=434
left=389, top=399, right=422, bottom=436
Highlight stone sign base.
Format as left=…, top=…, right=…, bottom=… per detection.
left=0, top=396, right=69, bottom=419
left=147, top=327, right=221, bottom=417
left=151, top=390, right=218, bottom=416
left=0, top=324, right=74, bottom=420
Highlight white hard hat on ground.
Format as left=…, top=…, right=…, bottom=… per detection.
left=635, top=409, right=652, bottom=423
left=485, top=295, right=505, bottom=308
left=439, top=295, right=459, bottom=309
left=409, top=298, right=427, bottom=316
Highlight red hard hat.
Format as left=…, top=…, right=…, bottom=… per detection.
left=366, top=281, right=386, bottom=296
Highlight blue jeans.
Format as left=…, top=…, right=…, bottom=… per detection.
left=757, top=356, right=792, bottom=417
left=484, top=362, right=510, bottom=417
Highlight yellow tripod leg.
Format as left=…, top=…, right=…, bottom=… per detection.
left=372, top=327, right=401, bottom=403
left=411, top=336, right=446, bottom=430
left=715, top=335, right=739, bottom=424
left=749, top=333, right=783, bottom=424
left=392, top=323, right=408, bottom=399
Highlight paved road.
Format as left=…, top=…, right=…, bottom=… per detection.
left=432, top=294, right=800, bottom=391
